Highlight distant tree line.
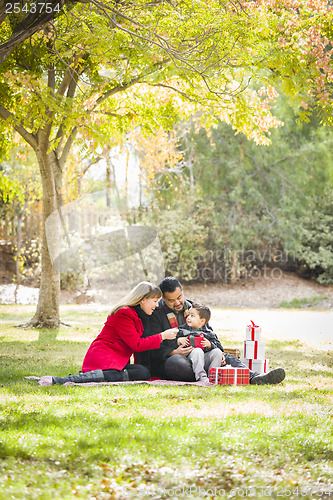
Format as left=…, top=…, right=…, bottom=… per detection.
left=129, top=99, right=333, bottom=284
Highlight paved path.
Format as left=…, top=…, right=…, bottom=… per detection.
left=1, top=299, right=332, bottom=350
left=211, top=308, right=333, bottom=351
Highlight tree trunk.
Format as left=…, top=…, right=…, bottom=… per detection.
left=229, top=253, right=238, bottom=285
left=125, top=147, right=129, bottom=206
left=28, top=149, right=62, bottom=328
left=106, top=159, right=112, bottom=208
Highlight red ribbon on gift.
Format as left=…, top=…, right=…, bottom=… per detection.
left=248, top=320, right=259, bottom=330
left=254, top=341, right=258, bottom=359
left=247, top=320, right=259, bottom=340
left=244, top=340, right=261, bottom=359
left=248, top=359, right=268, bottom=372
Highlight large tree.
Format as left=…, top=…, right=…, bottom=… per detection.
left=0, top=0, right=333, bottom=326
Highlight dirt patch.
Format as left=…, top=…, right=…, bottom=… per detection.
left=1, top=271, right=332, bottom=308
left=183, top=271, right=333, bottom=309
left=62, top=271, right=333, bottom=309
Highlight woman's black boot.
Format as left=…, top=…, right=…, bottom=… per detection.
left=52, top=369, right=105, bottom=385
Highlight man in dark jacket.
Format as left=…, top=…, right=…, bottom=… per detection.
left=137, top=276, right=285, bottom=385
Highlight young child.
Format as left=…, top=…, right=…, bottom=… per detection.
left=173, top=302, right=223, bottom=383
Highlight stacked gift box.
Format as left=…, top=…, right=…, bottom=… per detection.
left=241, top=320, right=269, bottom=373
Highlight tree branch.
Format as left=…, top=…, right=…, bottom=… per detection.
left=0, top=0, right=68, bottom=65
left=83, top=146, right=111, bottom=174
left=54, top=124, right=65, bottom=156
left=0, top=104, right=37, bottom=149
left=47, top=64, right=56, bottom=92
left=152, top=82, right=206, bottom=105
left=56, top=62, right=78, bottom=97
left=58, top=126, right=78, bottom=169
left=95, top=60, right=169, bottom=108
left=90, top=0, right=235, bottom=98
left=67, top=71, right=79, bottom=99
left=83, top=155, right=103, bottom=174
left=49, top=77, right=79, bottom=148
left=54, top=59, right=82, bottom=154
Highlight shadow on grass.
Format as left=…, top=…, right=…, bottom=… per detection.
left=1, top=408, right=333, bottom=464
left=37, top=329, right=59, bottom=343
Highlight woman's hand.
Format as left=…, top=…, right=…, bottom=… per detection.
left=161, top=327, right=178, bottom=340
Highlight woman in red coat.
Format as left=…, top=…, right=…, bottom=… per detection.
left=52, top=282, right=178, bottom=384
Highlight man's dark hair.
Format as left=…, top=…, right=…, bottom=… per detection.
left=159, top=276, right=182, bottom=295
left=191, top=302, right=211, bottom=325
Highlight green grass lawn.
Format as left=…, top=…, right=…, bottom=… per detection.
left=0, top=306, right=333, bottom=499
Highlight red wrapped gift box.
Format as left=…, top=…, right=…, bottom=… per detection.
left=188, top=333, right=205, bottom=348
left=209, top=365, right=250, bottom=385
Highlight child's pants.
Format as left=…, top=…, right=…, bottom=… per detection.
left=188, top=348, right=223, bottom=381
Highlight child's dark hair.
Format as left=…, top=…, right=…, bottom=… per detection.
left=191, top=302, right=211, bottom=325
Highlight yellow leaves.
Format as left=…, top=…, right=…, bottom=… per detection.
left=130, top=127, right=184, bottom=191
left=84, top=97, right=97, bottom=111
left=2, top=71, right=41, bottom=99
left=258, top=85, right=279, bottom=101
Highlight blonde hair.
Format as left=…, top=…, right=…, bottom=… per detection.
left=110, top=281, right=162, bottom=315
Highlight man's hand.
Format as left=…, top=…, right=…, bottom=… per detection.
left=221, top=353, right=226, bottom=366
left=170, top=345, right=193, bottom=356
left=201, top=338, right=211, bottom=348
left=177, top=336, right=189, bottom=347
